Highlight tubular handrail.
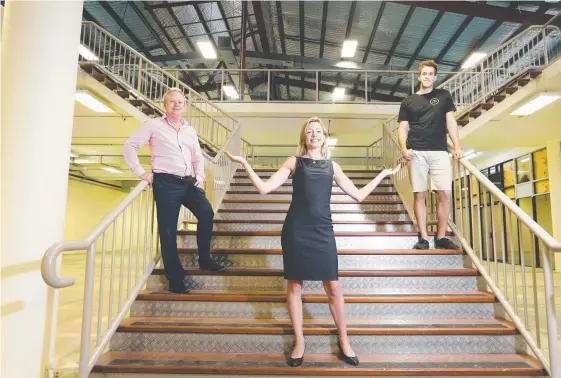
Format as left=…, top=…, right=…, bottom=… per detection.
left=438, top=25, right=561, bottom=89
left=382, top=118, right=560, bottom=375
left=460, top=157, right=561, bottom=252
left=41, top=181, right=148, bottom=288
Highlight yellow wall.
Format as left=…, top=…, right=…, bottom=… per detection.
left=64, top=179, right=128, bottom=241
left=63, top=179, right=156, bottom=254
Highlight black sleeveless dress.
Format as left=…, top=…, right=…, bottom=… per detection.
left=281, top=156, right=338, bottom=281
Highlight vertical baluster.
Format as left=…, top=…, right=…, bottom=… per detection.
left=506, top=211, right=518, bottom=313
left=78, top=242, right=97, bottom=378
left=118, top=211, right=127, bottom=311
left=135, top=191, right=143, bottom=285
left=542, top=245, right=559, bottom=374
left=144, top=188, right=150, bottom=271
left=500, top=204, right=508, bottom=298
left=456, top=161, right=464, bottom=236
left=482, top=186, right=491, bottom=271
left=128, top=198, right=136, bottom=297
left=476, top=180, right=484, bottom=262
left=108, top=220, right=117, bottom=324
left=490, top=197, right=499, bottom=282
left=517, top=221, right=529, bottom=328
left=531, top=235, right=541, bottom=347
left=96, top=232, right=107, bottom=346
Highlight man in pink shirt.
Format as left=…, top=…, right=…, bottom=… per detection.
left=124, top=88, right=225, bottom=294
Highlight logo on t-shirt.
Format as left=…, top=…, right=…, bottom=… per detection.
left=430, top=98, right=439, bottom=105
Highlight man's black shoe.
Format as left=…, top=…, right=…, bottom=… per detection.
left=199, top=259, right=226, bottom=272
left=434, top=237, right=461, bottom=250
left=413, top=239, right=430, bottom=250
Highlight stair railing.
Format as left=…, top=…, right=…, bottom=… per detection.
left=382, top=119, right=560, bottom=377
left=438, top=25, right=560, bottom=115
left=79, top=21, right=237, bottom=152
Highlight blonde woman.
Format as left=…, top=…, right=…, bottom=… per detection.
left=225, top=117, right=400, bottom=367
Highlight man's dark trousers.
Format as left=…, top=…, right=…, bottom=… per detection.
left=152, top=172, right=213, bottom=291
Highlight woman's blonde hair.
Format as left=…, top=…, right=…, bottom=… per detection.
left=296, top=117, right=329, bottom=157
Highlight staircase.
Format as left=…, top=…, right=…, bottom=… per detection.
left=90, top=168, right=546, bottom=377
left=455, top=69, right=542, bottom=127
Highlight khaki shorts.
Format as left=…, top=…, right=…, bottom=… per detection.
left=408, top=150, right=452, bottom=192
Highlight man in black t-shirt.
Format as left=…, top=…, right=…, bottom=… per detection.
left=397, top=60, right=463, bottom=250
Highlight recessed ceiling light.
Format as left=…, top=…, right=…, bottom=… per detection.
left=73, top=159, right=94, bottom=164
left=75, top=91, right=114, bottom=113
left=510, top=93, right=561, bottom=116
left=332, top=87, right=345, bottom=101
left=197, top=41, right=217, bottom=59
left=341, top=40, right=358, bottom=58
left=327, top=138, right=338, bottom=146
left=223, top=85, right=239, bottom=99
left=461, top=52, right=487, bottom=69
left=102, top=166, right=123, bottom=174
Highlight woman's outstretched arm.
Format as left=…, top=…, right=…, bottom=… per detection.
left=224, top=152, right=296, bottom=195
left=333, top=162, right=400, bottom=203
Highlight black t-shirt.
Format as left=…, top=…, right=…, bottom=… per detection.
left=397, top=88, right=456, bottom=151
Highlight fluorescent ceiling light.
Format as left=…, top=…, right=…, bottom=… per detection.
left=519, top=157, right=530, bottom=163
left=461, top=52, right=487, bottom=69
left=102, top=166, right=123, bottom=174
left=545, top=0, right=559, bottom=3
left=223, top=85, right=239, bottom=99
left=70, top=152, right=78, bottom=158
left=332, top=87, right=345, bottom=101
left=327, top=138, right=338, bottom=146
left=197, top=41, right=217, bottom=59
left=78, top=44, right=99, bottom=61
left=464, top=152, right=482, bottom=160
left=510, top=93, right=561, bottom=116
left=73, top=159, right=94, bottom=164
left=75, top=91, right=114, bottom=113
left=341, top=40, right=357, bottom=58
left=335, top=61, right=359, bottom=69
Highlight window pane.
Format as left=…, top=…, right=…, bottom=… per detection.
left=505, top=187, right=516, bottom=199
left=535, top=180, right=550, bottom=194
left=503, top=160, right=515, bottom=187
left=533, top=149, right=548, bottom=180
left=516, top=155, right=531, bottom=183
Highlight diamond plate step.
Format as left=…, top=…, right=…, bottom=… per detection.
left=232, top=178, right=387, bottom=185
left=209, top=221, right=415, bottom=232
left=224, top=193, right=401, bottom=201
left=146, top=268, right=480, bottom=292
left=228, top=184, right=395, bottom=193
left=178, top=232, right=455, bottom=250
left=176, top=252, right=467, bottom=270
left=109, top=331, right=523, bottom=354
left=118, top=317, right=517, bottom=336
left=91, top=352, right=546, bottom=377
left=216, top=211, right=411, bottom=221
left=220, top=199, right=405, bottom=211
left=132, top=289, right=498, bottom=320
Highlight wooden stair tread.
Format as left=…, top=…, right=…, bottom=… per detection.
left=136, top=289, right=496, bottom=303
left=235, top=175, right=391, bottom=180
left=118, top=317, right=517, bottom=335
left=231, top=183, right=394, bottom=187
left=94, top=352, right=545, bottom=375
left=196, top=219, right=413, bottom=224
left=178, top=248, right=464, bottom=255
left=218, top=209, right=409, bottom=214
left=221, top=199, right=402, bottom=204
left=152, top=268, right=479, bottom=277
left=226, top=190, right=399, bottom=195
left=239, top=169, right=383, bottom=173
left=178, top=230, right=452, bottom=237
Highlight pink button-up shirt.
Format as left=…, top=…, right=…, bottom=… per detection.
left=124, top=115, right=205, bottom=181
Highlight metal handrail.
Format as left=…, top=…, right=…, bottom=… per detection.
left=382, top=118, right=560, bottom=376
left=41, top=181, right=148, bottom=288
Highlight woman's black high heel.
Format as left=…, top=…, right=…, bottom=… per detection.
left=287, top=344, right=305, bottom=367
left=337, top=339, right=359, bottom=366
